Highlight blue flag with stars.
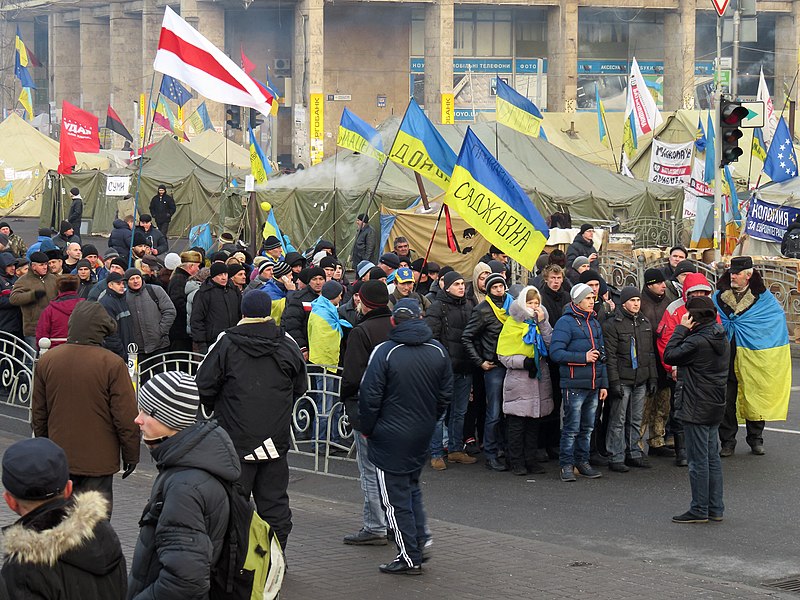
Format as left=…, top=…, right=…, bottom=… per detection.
left=763, top=117, right=798, bottom=183
left=159, top=75, right=192, bottom=107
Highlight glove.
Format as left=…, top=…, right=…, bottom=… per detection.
left=523, top=357, right=538, bottom=379
left=647, top=382, right=658, bottom=396
left=611, top=384, right=623, bottom=399
left=121, top=463, right=137, bottom=479
left=34, top=290, right=46, bottom=300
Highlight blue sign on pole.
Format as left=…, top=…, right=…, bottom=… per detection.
left=744, top=197, right=800, bottom=243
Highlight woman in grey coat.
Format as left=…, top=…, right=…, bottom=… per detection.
left=497, top=286, right=554, bottom=476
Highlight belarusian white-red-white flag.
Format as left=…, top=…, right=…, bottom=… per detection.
left=153, top=7, right=273, bottom=117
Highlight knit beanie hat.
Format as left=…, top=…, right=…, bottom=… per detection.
left=319, top=256, right=338, bottom=270
left=132, top=231, right=148, bottom=247
left=644, top=268, right=666, bottom=285
left=367, top=266, right=387, bottom=281
left=570, top=283, right=593, bottom=304
left=443, top=270, right=463, bottom=291
left=111, top=258, right=128, bottom=271
left=579, top=223, right=594, bottom=234
left=357, top=260, right=375, bottom=279
left=379, top=252, right=400, bottom=270
left=619, top=286, right=640, bottom=305
left=572, top=256, right=590, bottom=270
left=241, top=289, right=272, bottom=318
left=75, top=259, right=92, bottom=271
left=262, top=235, right=281, bottom=251
left=284, top=252, right=305, bottom=268
left=487, top=259, right=505, bottom=274
left=272, top=261, right=292, bottom=278
left=124, top=268, right=142, bottom=280
left=81, top=244, right=99, bottom=257
left=227, top=263, right=245, bottom=277
left=138, top=372, right=199, bottom=432
left=300, top=267, right=326, bottom=284
left=359, top=280, right=389, bottom=311
left=579, top=269, right=602, bottom=285
left=484, top=272, right=507, bottom=294
left=59, top=221, right=73, bottom=235
left=164, top=253, right=182, bottom=271
left=686, top=295, right=717, bottom=325
left=321, top=280, right=343, bottom=300
left=103, top=248, right=120, bottom=260
left=210, top=262, right=228, bottom=278
left=673, top=260, right=698, bottom=278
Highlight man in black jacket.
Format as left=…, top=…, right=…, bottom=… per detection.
left=0, top=252, right=22, bottom=338
left=664, top=296, right=730, bottom=524
left=566, top=224, right=599, bottom=270
left=425, top=270, right=477, bottom=469
left=149, top=184, right=176, bottom=237
left=351, top=213, right=377, bottom=268
left=281, top=266, right=325, bottom=358
left=2, top=437, right=126, bottom=599
left=360, top=298, right=452, bottom=575
left=67, top=187, right=83, bottom=242
left=340, top=281, right=393, bottom=546
left=135, top=215, right=168, bottom=256
left=167, top=251, right=202, bottom=352
left=190, top=262, right=242, bottom=353
left=196, top=290, right=307, bottom=550
left=462, top=272, right=510, bottom=471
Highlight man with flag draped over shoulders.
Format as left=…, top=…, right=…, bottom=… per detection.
left=714, top=257, right=791, bottom=457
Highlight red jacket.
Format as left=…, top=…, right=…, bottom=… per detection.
left=656, top=272, right=720, bottom=373
left=35, top=292, right=85, bottom=347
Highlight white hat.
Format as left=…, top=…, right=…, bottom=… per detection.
left=164, top=252, right=181, bottom=271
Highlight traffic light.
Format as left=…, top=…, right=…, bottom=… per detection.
left=719, top=99, right=748, bottom=165
left=249, top=108, right=264, bottom=129
left=226, top=105, right=241, bottom=130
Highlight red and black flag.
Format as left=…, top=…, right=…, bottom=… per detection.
left=106, top=105, right=133, bottom=142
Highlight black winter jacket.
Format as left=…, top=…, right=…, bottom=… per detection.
left=195, top=320, right=307, bottom=459
left=462, top=294, right=507, bottom=367
left=281, top=286, right=319, bottom=350
left=351, top=223, right=377, bottom=267
left=0, top=265, right=22, bottom=336
left=67, top=197, right=83, bottom=232
left=664, top=322, right=730, bottom=425
left=340, top=306, right=393, bottom=431
left=602, top=308, right=657, bottom=390
left=190, top=279, right=241, bottom=347
left=2, top=491, right=126, bottom=600
left=167, top=267, right=192, bottom=342
left=566, top=233, right=599, bottom=270
left=127, top=421, right=241, bottom=600
left=99, top=287, right=134, bottom=360
left=109, top=219, right=133, bottom=258
left=359, top=319, right=453, bottom=474
left=136, top=225, right=168, bottom=255
left=539, top=283, right=571, bottom=328
left=149, top=193, right=176, bottom=226
left=426, top=288, right=474, bottom=374
left=781, top=220, right=800, bottom=258
left=640, top=286, right=671, bottom=384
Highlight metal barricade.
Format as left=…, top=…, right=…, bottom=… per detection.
left=0, top=333, right=36, bottom=423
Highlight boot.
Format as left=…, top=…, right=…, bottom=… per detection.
left=674, top=433, right=688, bottom=467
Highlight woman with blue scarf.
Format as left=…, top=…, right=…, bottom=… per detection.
left=497, top=286, right=554, bottom=476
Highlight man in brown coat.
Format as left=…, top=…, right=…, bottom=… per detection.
left=32, top=301, right=140, bottom=514
left=9, top=251, right=58, bottom=349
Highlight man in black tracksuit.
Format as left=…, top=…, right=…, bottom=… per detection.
left=359, top=298, right=452, bottom=575
left=195, top=289, right=307, bottom=549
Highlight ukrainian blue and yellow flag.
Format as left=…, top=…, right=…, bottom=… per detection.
left=308, top=295, right=352, bottom=371
left=18, top=87, right=33, bottom=121
left=713, top=290, right=792, bottom=422
left=265, top=68, right=282, bottom=117
left=595, top=84, right=608, bottom=147
left=15, top=27, right=36, bottom=89
left=389, top=99, right=457, bottom=191
left=249, top=124, right=272, bottom=184
left=496, top=78, right=543, bottom=139
left=695, top=116, right=707, bottom=153
left=704, top=113, right=716, bottom=185
left=337, top=108, right=386, bottom=162
left=444, top=128, right=549, bottom=271
left=752, top=127, right=767, bottom=162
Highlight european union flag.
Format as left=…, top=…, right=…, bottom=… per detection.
left=160, top=75, right=192, bottom=107
left=444, top=128, right=549, bottom=270
left=389, top=99, right=457, bottom=191
left=337, top=108, right=385, bottom=162
left=763, top=117, right=798, bottom=183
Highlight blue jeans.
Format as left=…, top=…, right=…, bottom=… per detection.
left=559, top=388, right=598, bottom=467
left=431, top=372, right=472, bottom=457
left=354, top=433, right=386, bottom=535
left=483, top=365, right=507, bottom=460
left=684, top=422, right=724, bottom=518
left=606, top=384, right=646, bottom=463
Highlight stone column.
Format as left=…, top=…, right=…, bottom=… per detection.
left=181, top=0, right=226, bottom=128
left=293, top=0, right=324, bottom=168
left=774, top=7, right=800, bottom=107
left=663, top=0, right=696, bottom=110
left=49, top=13, right=81, bottom=107
left=79, top=9, right=110, bottom=116
left=142, top=0, right=161, bottom=93
left=424, top=0, right=454, bottom=124
left=110, top=3, right=142, bottom=135
left=547, top=0, right=578, bottom=112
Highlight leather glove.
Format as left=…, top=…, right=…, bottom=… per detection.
left=121, top=463, right=137, bottom=479
left=523, top=357, right=538, bottom=379
left=647, top=382, right=658, bottom=396
left=34, top=289, right=46, bottom=300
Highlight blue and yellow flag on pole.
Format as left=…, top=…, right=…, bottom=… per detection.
left=704, top=113, right=716, bottom=185
left=249, top=124, right=272, bottom=184
left=18, top=87, right=33, bottom=121
left=751, top=127, right=767, bottom=162
left=444, top=128, right=549, bottom=270
left=496, top=78, right=543, bottom=139
left=15, top=27, right=36, bottom=89
left=595, top=84, right=608, bottom=147
left=389, top=99, right=457, bottom=191
left=337, top=107, right=386, bottom=162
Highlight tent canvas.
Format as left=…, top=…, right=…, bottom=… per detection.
left=186, top=129, right=252, bottom=170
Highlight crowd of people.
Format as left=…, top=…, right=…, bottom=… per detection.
left=0, top=209, right=792, bottom=589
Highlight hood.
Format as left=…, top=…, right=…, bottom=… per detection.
left=151, top=420, right=241, bottom=483
left=39, top=238, right=57, bottom=253
left=2, top=491, right=121, bottom=575
left=508, top=285, right=537, bottom=323
left=224, top=321, right=282, bottom=358
left=389, top=318, right=433, bottom=345
left=185, top=279, right=201, bottom=294
left=572, top=232, right=592, bottom=246
left=67, top=301, right=117, bottom=345
left=0, top=252, right=15, bottom=269
left=112, top=219, right=129, bottom=230
left=694, top=321, right=729, bottom=355
left=51, top=293, right=83, bottom=317
left=472, top=261, right=491, bottom=304
left=682, top=272, right=713, bottom=301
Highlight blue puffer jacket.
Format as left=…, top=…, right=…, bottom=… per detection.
left=359, top=318, right=453, bottom=474
left=550, top=302, right=608, bottom=390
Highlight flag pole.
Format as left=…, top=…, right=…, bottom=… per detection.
left=417, top=203, right=446, bottom=292
left=364, top=99, right=411, bottom=218
left=130, top=71, right=157, bottom=269
left=332, top=148, right=338, bottom=245
left=746, top=131, right=755, bottom=190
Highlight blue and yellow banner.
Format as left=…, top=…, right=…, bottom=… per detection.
left=444, top=128, right=549, bottom=270
left=18, top=87, right=33, bottom=121
left=714, top=290, right=791, bottom=421
left=337, top=108, right=385, bottom=162
left=496, top=79, right=543, bottom=138
left=15, top=27, right=35, bottom=89
left=249, top=124, right=272, bottom=184
left=751, top=127, right=767, bottom=162
left=595, top=84, right=608, bottom=147
left=308, top=295, right=352, bottom=370
left=0, top=182, right=14, bottom=210
left=389, top=99, right=457, bottom=191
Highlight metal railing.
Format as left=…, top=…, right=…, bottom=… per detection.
left=0, top=334, right=36, bottom=423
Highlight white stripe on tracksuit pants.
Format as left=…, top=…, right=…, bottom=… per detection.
left=375, top=466, right=427, bottom=567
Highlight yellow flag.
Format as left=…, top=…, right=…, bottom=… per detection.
left=18, top=88, right=33, bottom=120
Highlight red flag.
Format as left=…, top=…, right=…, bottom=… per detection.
left=240, top=46, right=256, bottom=75
left=58, top=120, right=76, bottom=174
left=444, top=205, right=460, bottom=253
left=61, top=101, right=99, bottom=153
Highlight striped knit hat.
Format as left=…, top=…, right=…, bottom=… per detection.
left=138, top=372, right=199, bottom=431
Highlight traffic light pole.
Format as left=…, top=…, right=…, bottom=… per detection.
left=714, top=15, right=724, bottom=262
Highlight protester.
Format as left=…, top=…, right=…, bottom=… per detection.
left=1, top=438, right=126, bottom=599
left=359, top=298, right=453, bottom=574
left=781, top=214, right=800, bottom=258
left=46, top=248, right=65, bottom=275
left=149, top=184, right=176, bottom=236
left=0, top=253, right=22, bottom=338
left=88, top=257, right=127, bottom=301
left=566, top=256, right=591, bottom=285
left=377, top=252, right=400, bottom=278
left=196, top=291, right=306, bottom=550
left=125, top=268, right=176, bottom=365
left=76, top=259, right=97, bottom=298
left=190, top=262, right=242, bottom=354
left=388, top=267, right=431, bottom=313
left=282, top=266, right=325, bottom=358
left=27, top=227, right=57, bottom=259
left=99, top=272, right=134, bottom=360
left=496, top=286, right=553, bottom=476
left=338, top=279, right=361, bottom=326
left=35, top=274, right=84, bottom=348
left=664, top=296, right=729, bottom=524
left=227, top=262, right=247, bottom=293
left=10, top=251, right=58, bottom=348
left=52, top=221, right=78, bottom=251
left=351, top=212, right=377, bottom=267
left=566, top=224, right=599, bottom=270
left=136, top=214, right=168, bottom=255
left=665, top=259, right=698, bottom=303
left=0, top=221, right=27, bottom=257
left=32, top=301, right=140, bottom=511
left=63, top=241, right=82, bottom=272
left=67, top=187, right=83, bottom=240
left=660, top=246, right=688, bottom=280
left=260, top=235, right=284, bottom=261
left=109, top=216, right=134, bottom=258
left=128, top=372, right=241, bottom=598
left=392, top=236, right=416, bottom=264
left=165, top=251, right=202, bottom=352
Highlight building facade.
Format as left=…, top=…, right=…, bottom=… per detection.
left=2, top=0, right=797, bottom=168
